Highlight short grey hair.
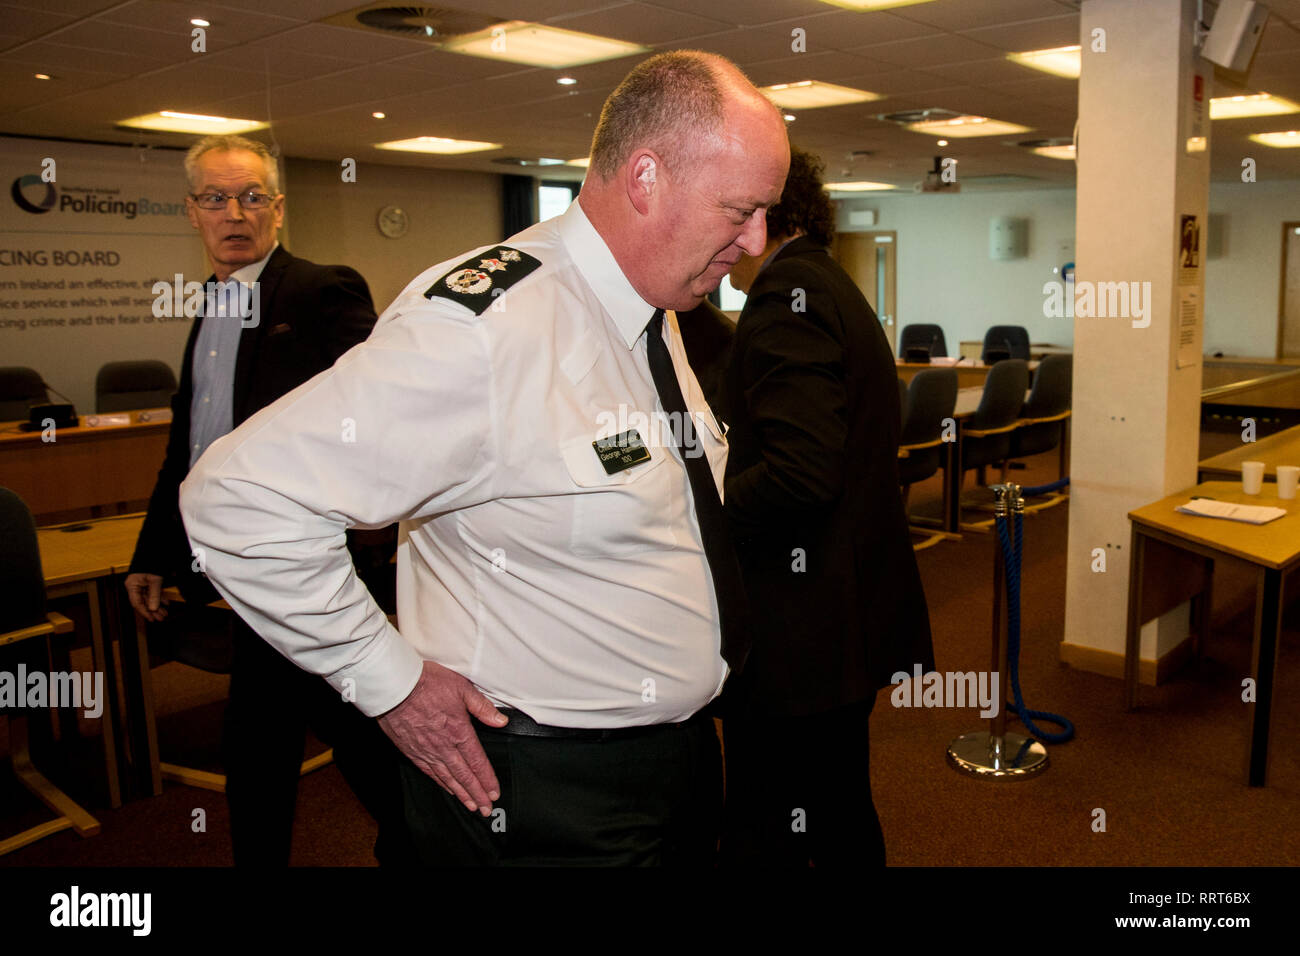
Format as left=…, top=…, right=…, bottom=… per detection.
left=588, top=50, right=735, bottom=181
left=184, top=135, right=281, bottom=195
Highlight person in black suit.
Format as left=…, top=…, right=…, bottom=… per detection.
left=124, top=134, right=400, bottom=865
left=718, top=146, right=935, bottom=867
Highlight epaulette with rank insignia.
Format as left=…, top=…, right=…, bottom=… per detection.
left=423, top=246, right=542, bottom=315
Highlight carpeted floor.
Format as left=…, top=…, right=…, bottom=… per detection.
left=2, top=426, right=1297, bottom=867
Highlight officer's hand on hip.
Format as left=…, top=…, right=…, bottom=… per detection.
left=378, top=659, right=508, bottom=816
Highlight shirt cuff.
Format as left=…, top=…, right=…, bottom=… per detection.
left=330, top=627, right=426, bottom=717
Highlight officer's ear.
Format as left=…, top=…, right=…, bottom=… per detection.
left=626, top=150, right=659, bottom=215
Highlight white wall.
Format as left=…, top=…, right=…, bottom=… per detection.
left=837, top=188, right=1078, bottom=353
left=284, top=158, right=502, bottom=315
left=838, top=179, right=1300, bottom=358
left=1205, top=180, right=1300, bottom=358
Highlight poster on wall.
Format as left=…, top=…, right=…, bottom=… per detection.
left=1178, top=213, right=1200, bottom=285
left=1, top=136, right=207, bottom=414
left=1177, top=287, right=1201, bottom=370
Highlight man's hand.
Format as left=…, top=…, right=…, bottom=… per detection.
left=379, top=659, right=508, bottom=815
left=124, top=572, right=168, bottom=622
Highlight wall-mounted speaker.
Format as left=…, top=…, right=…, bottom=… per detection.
left=1203, top=0, right=1269, bottom=74
left=989, top=217, right=1028, bottom=260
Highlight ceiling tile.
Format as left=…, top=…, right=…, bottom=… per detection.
left=0, top=4, right=77, bottom=43
left=548, top=2, right=733, bottom=44
left=960, top=15, right=1081, bottom=53
left=639, top=0, right=834, bottom=28
left=794, top=9, right=936, bottom=49
left=848, top=31, right=1006, bottom=66
left=275, top=22, right=433, bottom=62
left=890, top=0, right=1075, bottom=32
left=98, top=1, right=297, bottom=43
left=3, top=40, right=176, bottom=74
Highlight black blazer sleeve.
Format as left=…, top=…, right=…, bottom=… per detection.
left=724, top=266, right=850, bottom=541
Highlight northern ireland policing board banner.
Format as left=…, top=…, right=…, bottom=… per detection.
left=1, top=136, right=208, bottom=414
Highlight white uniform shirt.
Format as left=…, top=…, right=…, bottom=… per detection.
left=180, top=200, right=729, bottom=727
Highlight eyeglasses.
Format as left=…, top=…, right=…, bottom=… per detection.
left=189, top=189, right=278, bottom=210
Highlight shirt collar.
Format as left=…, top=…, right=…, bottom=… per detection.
left=756, top=235, right=800, bottom=278
left=559, top=200, right=657, bottom=350
left=227, top=241, right=279, bottom=286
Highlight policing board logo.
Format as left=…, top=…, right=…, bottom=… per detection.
left=11, top=174, right=57, bottom=214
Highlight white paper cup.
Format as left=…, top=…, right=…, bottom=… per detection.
left=1242, top=461, right=1265, bottom=495
left=1277, top=465, right=1299, bottom=500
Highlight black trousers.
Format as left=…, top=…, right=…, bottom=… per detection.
left=222, top=620, right=409, bottom=866
left=719, top=693, right=884, bottom=867
left=397, top=710, right=723, bottom=866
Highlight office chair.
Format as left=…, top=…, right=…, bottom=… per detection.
left=980, top=325, right=1031, bottom=364
left=0, top=487, right=101, bottom=855
left=959, top=359, right=1029, bottom=531
left=95, top=360, right=177, bottom=414
left=897, top=369, right=959, bottom=550
left=0, top=367, right=50, bottom=422
left=1003, top=354, right=1072, bottom=512
left=899, top=323, right=948, bottom=362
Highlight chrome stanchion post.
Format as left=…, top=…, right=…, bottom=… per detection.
left=947, top=482, right=1049, bottom=779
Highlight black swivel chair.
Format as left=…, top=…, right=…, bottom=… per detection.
left=95, top=360, right=178, bottom=413
left=1003, top=354, right=1072, bottom=510
left=0, top=367, right=50, bottom=422
left=899, top=323, right=948, bottom=362
left=0, top=487, right=101, bottom=855
left=898, top=368, right=958, bottom=550
left=960, top=359, right=1029, bottom=531
left=980, top=325, right=1031, bottom=364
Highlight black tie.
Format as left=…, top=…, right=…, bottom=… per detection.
left=644, top=309, right=750, bottom=673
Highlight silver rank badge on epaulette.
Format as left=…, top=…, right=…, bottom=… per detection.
left=425, top=246, right=542, bottom=315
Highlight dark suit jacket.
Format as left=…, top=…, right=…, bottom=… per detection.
left=676, top=299, right=735, bottom=413
left=130, top=245, right=384, bottom=603
left=721, top=236, right=935, bottom=717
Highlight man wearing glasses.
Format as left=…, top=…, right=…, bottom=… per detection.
left=125, top=134, right=400, bottom=865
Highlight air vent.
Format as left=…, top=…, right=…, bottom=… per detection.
left=323, top=4, right=500, bottom=40
left=876, top=107, right=961, bottom=125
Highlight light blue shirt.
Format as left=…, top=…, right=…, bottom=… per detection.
left=188, top=244, right=277, bottom=468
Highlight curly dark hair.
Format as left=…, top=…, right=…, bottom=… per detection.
left=766, top=145, right=835, bottom=248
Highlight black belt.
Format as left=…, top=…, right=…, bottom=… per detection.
left=481, top=708, right=704, bottom=741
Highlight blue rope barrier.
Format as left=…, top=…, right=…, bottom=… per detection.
left=1020, top=476, right=1070, bottom=497
left=996, top=508, right=1075, bottom=744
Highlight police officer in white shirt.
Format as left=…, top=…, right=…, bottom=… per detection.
left=180, top=50, right=790, bottom=865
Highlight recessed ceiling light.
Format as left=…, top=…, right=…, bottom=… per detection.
left=1006, top=45, right=1081, bottom=79
left=1249, top=130, right=1300, bottom=148
left=375, top=136, right=502, bottom=154
left=824, top=181, right=895, bottom=192
left=817, top=0, right=939, bottom=9
left=1033, top=144, right=1076, bottom=160
left=190, top=18, right=210, bottom=28
left=567, top=157, right=591, bottom=167
left=557, top=76, right=577, bottom=86
left=34, top=73, right=52, bottom=80
left=783, top=113, right=796, bottom=122
left=936, top=138, right=948, bottom=146
left=372, top=111, right=386, bottom=119
left=907, top=114, right=1031, bottom=137
left=1210, top=93, right=1300, bottom=120
left=119, top=111, right=268, bottom=134
left=440, top=21, right=649, bottom=68
left=760, top=80, right=881, bottom=110
left=1185, top=136, right=1207, bottom=153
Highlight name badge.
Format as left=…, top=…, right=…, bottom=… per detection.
left=593, top=430, right=652, bottom=475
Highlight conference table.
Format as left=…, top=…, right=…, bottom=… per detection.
left=35, top=514, right=147, bottom=807
left=0, top=411, right=169, bottom=524
left=1196, top=423, right=1300, bottom=483
left=1125, top=481, right=1300, bottom=786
